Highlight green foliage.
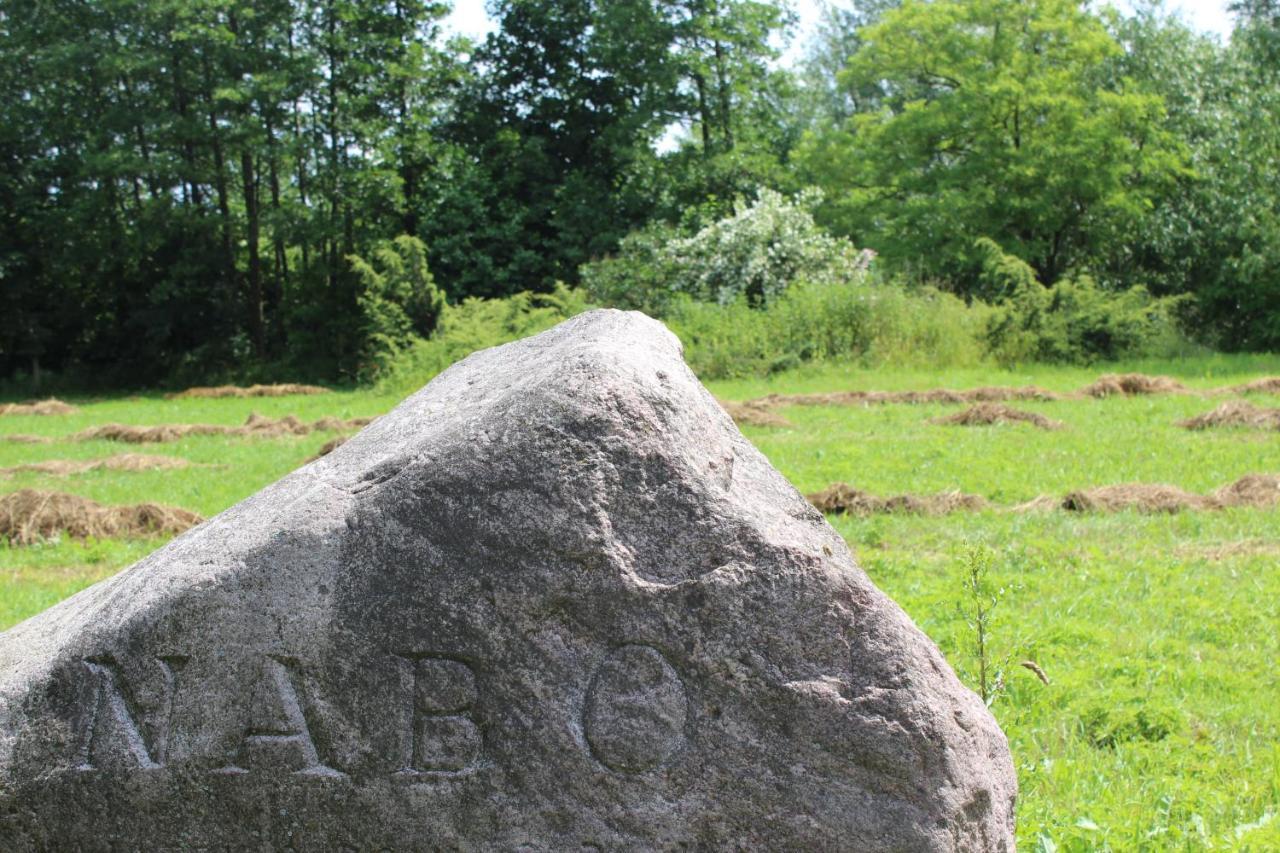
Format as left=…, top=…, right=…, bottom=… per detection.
left=374, top=284, right=592, bottom=398
left=0, top=0, right=458, bottom=385
left=958, top=542, right=1007, bottom=706
left=578, top=223, right=682, bottom=314
left=667, top=276, right=988, bottom=378
left=348, top=236, right=445, bottom=381
left=582, top=189, right=871, bottom=313
left=799, top=0, right=1187, bottom=289
left=1096, top=5, right=1280, bottom=351
left=978, top=239, right=1190, bottom=365
left=4, top=0, right=1280, bottom=387
left=1077, top=694, right=1180, bottom=749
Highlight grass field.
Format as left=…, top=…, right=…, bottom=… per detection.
left=3, top=355, right=1280, bottom=850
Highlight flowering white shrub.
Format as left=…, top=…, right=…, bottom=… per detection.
left=581, top=189, right=871, bottom=312
left=662, top=189, right=869, bottom=306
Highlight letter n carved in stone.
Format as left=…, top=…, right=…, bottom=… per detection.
left=394, top=654, right=482, bottom=778
left=76, top=655, right=185, bottom=772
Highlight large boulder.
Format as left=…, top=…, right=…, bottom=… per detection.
left=0, top=310, right=1016, bottom=850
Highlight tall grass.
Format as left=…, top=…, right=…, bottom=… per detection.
left=667, top=279, right=989, bottom=378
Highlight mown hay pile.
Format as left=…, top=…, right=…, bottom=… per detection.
left=1056, top=474, right=1280, bottom=513
left=309, top=436, right=349, bottom=461
left=1211, top=473, right=1280, bottom=508
left=1061, top=484, right=1214, bottom=513
left=0, top=453, right=190, bottom=478
left=1010, top=494, right=1062, bottom=513
left=810, top=473, right=1280, bottom=517
left=751, top=386, right=1060, bottom=409
left=165, top=383, right=330, bottom=400
left=806, top=483, right=990, bottom=516
left=75, top=422, right=228, bottom=443
left=719, top=400, right=793, bottom=428
left=74, top=413, right=373, bottom=444
left=1081, top=373, right=1187, bottom=398
left=724, top=371, right=1280, bottom=415
left=307, top=415, right=374, bottom=433
left=1178, top=401, right=1280, bottom=430
left=1, top=434, right=52, bottom=444
left=931, top=403, right=1064, bottom=430
left=1230, top=377, right=1280, bottom=395
left=0, top=489, right=202, bottom=545
left=0, top=399, right=78, bottom=416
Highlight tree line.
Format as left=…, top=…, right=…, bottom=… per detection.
left=1, top=0, right=1277, bottom=387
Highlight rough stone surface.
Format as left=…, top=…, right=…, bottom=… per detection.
left=0, top=310, right=1016, bottom=850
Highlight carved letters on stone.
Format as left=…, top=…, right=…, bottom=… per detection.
left=215, top=656, right=345, bottom=779
left=2, top=312, right=1017, bottom=849
left=76, top=656, right=185, bottom=772
left=394, top=653, right=482, bottom=779
left=73, top=647, right=695, bottom=780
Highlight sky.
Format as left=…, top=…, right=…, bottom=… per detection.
left=443, top=1, right=1237, bottom=54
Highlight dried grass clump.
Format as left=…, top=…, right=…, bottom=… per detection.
left=74, top=413, right=373, bottom=444
left=1062, top=474, right=1280, bottom=513
left=1211, top=473, right=1280, bottom=508
left=808, top=473, right=1280, bottom=517
left=1061, top=484, right=1215, bottom=514
left=0, top=453, right=190, bottom=479
left=165, top=383, right=330, bottom=400
left=807, top=483, right=990, bottom=516
left=1178, top=401, right=1280, bottom=430
left=1, top=434, right=52, bottom=444
left=0, top=398, right=79, bottom=416
left=718, top=400, right=793, bottom=428
left=309, top=415, right=375, bottom=433
left=1081, top=373, right=1187, bottom=398
left=0, top=489, right=202, bottom=545
left=309, top=436, right=349, bottom=461
left=1230, top=377, right=1280, bottom=395
left=750, top=386, right=1060, bottom=409
left=240, top=413, right=309, bottom=436
left=931, top=403, right=1064, bottom=430
left=74, top=422, right=227, bottom=443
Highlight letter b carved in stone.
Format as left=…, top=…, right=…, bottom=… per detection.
left=395, top=654, right=482, bottom=778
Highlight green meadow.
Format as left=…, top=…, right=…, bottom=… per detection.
left=3, top=355, right=1279, bottom=850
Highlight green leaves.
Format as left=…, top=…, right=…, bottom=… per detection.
left=800, top=0, right=1186, bottom=290
left=349, top=235, right=446, bottom=381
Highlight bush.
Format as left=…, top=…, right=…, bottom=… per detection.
left=374, top=283, right=591, bottom=397
left=581, top=189, right=873, bottom=315
left=978, top=238, right=1190, bottom=365
left=668, top=276, right=988, bottom=379
left=348, top=235, right=446, bottom=381
left=578, top=223, right=679, bottom=314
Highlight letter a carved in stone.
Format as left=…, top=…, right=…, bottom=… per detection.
left=216, top=656, right=344, bottom=778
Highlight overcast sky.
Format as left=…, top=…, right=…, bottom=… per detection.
left=443, top=1, right=1237, bottom=54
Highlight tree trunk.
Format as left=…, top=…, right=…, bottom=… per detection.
left=266, top=114, right=287, bottom=355
left=713, top=38, right=733, bottom=150
left=203, top=56, right=238, bottom=307
left=694, top=71, right=712, bottom=157
left=240, top=148, right=266, bottom=358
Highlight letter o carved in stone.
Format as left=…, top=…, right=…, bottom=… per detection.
left=583, top=645, right=689, bottom=774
